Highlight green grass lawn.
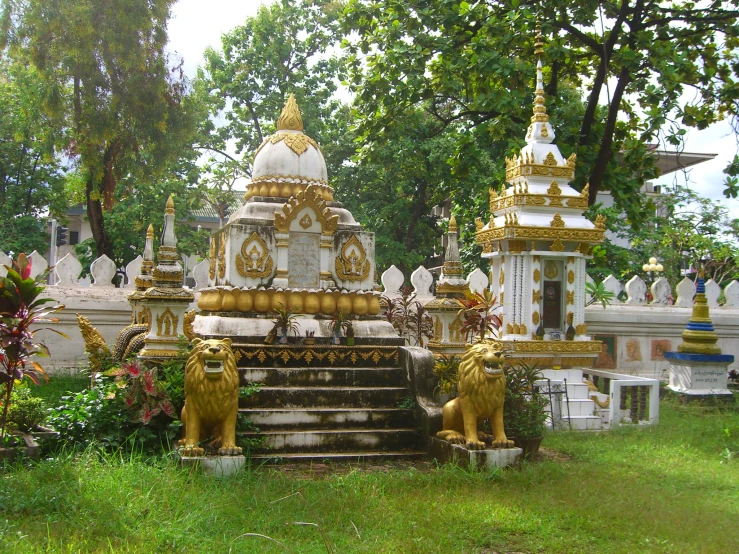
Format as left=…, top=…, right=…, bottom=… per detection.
left=1, top=391, right=737, bottom=553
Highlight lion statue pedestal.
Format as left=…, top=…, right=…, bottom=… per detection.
left=178, top=338, right=245, bottom=474
left=431, top=341, right=522, bottom=469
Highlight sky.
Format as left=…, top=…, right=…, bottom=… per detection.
left=168, top=0, right=739, bottom=220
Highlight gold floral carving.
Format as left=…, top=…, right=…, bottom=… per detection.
left=237, top=345, right=398, bottom=367
left=501, top=340, right=602, bottom=353
left=475, top=218, right=484, bottom=231
left=594, top=214, right=607, bottom=229
left=255, top=132, right=320, bottom=157
left=449, top=316, right=463, bottom=342
left=580, top=183, right=590, bottom=198
left=499, top=269, right=505, bottom=286
left=566, top=197, right=588, bottom=208
left=544, top=261, right=558, bottom=279
left=217, top=236, right=226, bottom=280
left=274, top=185, right=338, bottom=234
left=566, top=290, right=575, bottom=304
left=476, top=226, right=605, bottom=243
left=544, top=152, right=558, bottom=166
left=156, top=308, right=179, bottom=337
left=533, top=268, right=541, bottom=283
left=183, top=310, right=196, bottom=341
left=576, top=243, right=590, bottom=255
left=235, top=232, right=274, bottom=279
left=299, top=213, right=313, bottom=229
left=550, top=239, right=565, bottom=252
left=576, top=323, right=587, bottom=335
left=547, top=182, right=562, bottom=196
left=500, top=292, right=504, bottom=304
left=532, top=311, right=540, bottom=325
left=533, top=290, right=542, bottom=303
left=551, top=213, right=565, bottom=228
left=335, top=235, right=371, bottom=282
left=209, top=238, right=216, bottom=280
left=509, top=239, right=525, bottom=253
left=567, top=269, right=575, bottom=284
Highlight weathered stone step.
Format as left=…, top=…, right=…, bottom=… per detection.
left=241, top=407, right=415, bottom=430
left=249, top=450, right=427, bottom=464
left=241, top=366, right=406, bottom=387
left=240, top=386, right=410, bottom=409
left=241, top=428, right=420, bottom=453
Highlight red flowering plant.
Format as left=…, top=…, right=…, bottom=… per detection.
left=105, top=360, right=176, bottom=424
left=0, top=253, right=66, bottom=441
left=455, top=289, right=502, bottom=342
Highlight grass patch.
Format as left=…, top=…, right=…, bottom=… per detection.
left=29, top=373, right=88, bottom=407
left=1, top=396, right=737, bottom=553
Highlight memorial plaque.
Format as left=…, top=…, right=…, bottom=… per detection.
left=288, top=233, right=320, bottom=288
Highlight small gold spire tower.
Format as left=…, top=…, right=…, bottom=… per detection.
left=677, top=270, right=721, bottom=354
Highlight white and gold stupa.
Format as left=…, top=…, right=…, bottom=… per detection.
left=475, top=29, right=604, bottom=367
left=196, top=95, right=394, bottom=339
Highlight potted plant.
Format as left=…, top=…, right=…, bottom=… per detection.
left=304, top=330, right=316, bottom=346
left=0, top=253, right=65, bottom=452
left=345, top=321, right=355, bottom=346
left=503, top=361, right=549, bottom=459
left=329, top=310, right=350, bottom=345
left=432, top=354, right=460, bottom=402
left=271, top=307, right=300, bottom=344
left=455, top=289, right=502, bottom=342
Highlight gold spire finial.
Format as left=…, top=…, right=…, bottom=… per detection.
left=146, top=224, right=154, bottom=239
left=276, top=93, right=304, bottom=132
left=165, top=195, right=175, bottom=215
left=534, top=20, right=544, bottom=57
left=449, top=214, right=458, bottom=234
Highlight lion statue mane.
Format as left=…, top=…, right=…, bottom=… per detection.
left=180, top=338, right=242, bottom=457
left=436, top=341, right=514, bottom=450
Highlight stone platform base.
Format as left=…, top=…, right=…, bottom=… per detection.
left=179, top=455, right=246, bottom=477
left=428, top=437, right=522, bottom=470
left=665, top=352, right=735, bottom=400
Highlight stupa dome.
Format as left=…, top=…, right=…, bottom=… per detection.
left=244, top=94, right=333, bottom=202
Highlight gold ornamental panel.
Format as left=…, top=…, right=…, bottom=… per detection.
left=217, top=236, right=226, bottom=279
left=533, top=290, right=542, bottom=303
left=550, top=239, right=566, bottom=252
left=576, top=323, right=587, bottom=335
left=566, top=290, right=575, bottom=304
left=274, top=185, right=338, bottom=234
left=235, top=232, right=274, bottom=279
left=477, top=225, right=605, bottom=244
left=209, top=237, right=216, bottom=280
left=551, top=213, right=565, bottom=228
left=533, top=268, right=541, bottom=283
left=335, top=235, right=371, bottom=282
left=544, top=261, right=558, bottom=279
left=156, top=308, right=179, bottom=337
left=532, top=311, right=540, bottom=325
left=501, top=340, right=602, bottom=354
left=567, top=269, right=575, bottom=284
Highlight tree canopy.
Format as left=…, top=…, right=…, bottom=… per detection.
left=342, top=0, right=739, bottom=224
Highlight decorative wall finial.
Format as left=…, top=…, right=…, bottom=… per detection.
left=146, top=224, right=154, bottom=239
left=165, top=195, right=175, bottom=215
left=276, top=93, right=304, bottom=132
left=449, top=214, right=458, bottom=234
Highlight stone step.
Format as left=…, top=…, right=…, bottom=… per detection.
left=249, top=450, right=427, bottom=464
left=242, top=407, right=415, bottom=430
left=560, top=415, right=602, bottom=431
left=241, top=366, right=405, bottom=387
left=242, top=428, right=420, bottom=453
left=559, top=398, right=596, bottom=417
left=239, top=386, right=410, bottom=409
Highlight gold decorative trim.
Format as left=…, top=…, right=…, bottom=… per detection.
left=235, top=232, right=274, bottom=279
left=594, top=214, right=607, bottom=229
left=576, top=323, right=587, bottom=335
left=499, top=269, right=505, bottom=286
left=256, top=132, right=320, bottom=157
left=299, top=213, right=313, bottom=229
left=335, top=235, right=371, bottom=282
left=501, top=340, right=602, bottom=354
left=566, top=197, right=588, bottom=208
left=165, top=195, right=175, bottom=215
left=476, top=225, right=605, bottom=244
left=532, top=311, right=540, bottom=325
left=544, top=261, right=558, bottom=279
left=547, top=181, right=562, bottom=195
left=183, top=310, right=196, bottom=341
left=533, top=268, right=541, bottom=283
left=139, top=349, right=183, bottom=358
left=433, top=316, right=442, bottom=341
left=533, top=290, right=542, bottom=303
left=566, top=290, right=575, bottom=304
left=217, top=236, right=226, bottom=279
left=434, top=282, right=468, bottom=296
left=567, top=269, right=575, bottom=284
left=236, top=345, right=398, bottom=367
left=209, top=238, right=216, bottom=280
left=551, top=213, right=565, bottom=228
left=274, top=185, right=338, bottom=234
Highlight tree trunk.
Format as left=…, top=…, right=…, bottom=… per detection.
left=588, top=68, right=632, bottom=205
left=86, top=175, right=113, bottom=259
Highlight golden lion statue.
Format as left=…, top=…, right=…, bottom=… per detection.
left=436, top=342, right=514, bottom=450
left=180, top=338, right=242, bottom=457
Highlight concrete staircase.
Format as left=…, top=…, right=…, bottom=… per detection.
left=540, top=369, right=609, bottom=431
left=236, top=344, right=425, bottom=463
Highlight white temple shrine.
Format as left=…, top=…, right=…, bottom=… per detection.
left=195, top=95, right=395, bottom=340
left=474, top=30, right=604, bottom=368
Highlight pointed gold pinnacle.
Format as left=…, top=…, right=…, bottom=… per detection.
left=276, top=93, right=304, bottom=132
